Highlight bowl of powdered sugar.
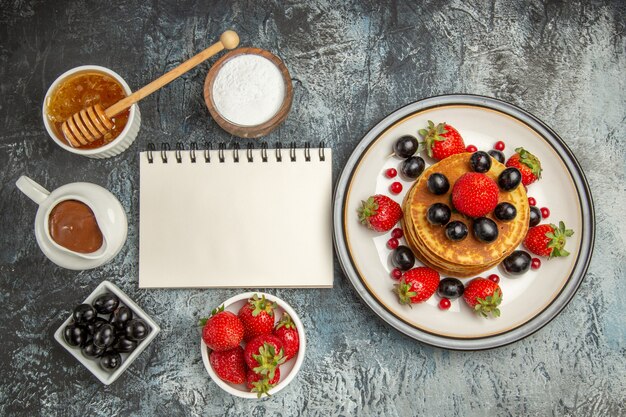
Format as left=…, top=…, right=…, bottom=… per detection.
left=204, top=47, right=293, bottom=138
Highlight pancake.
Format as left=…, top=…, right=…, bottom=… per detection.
left=402, top=152, right=529, bottom=278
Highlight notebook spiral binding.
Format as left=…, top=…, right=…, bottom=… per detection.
left=146, top=141, right=326, bottom=164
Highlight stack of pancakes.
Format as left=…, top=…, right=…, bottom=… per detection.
left=402, top=153, right=529, bottom=278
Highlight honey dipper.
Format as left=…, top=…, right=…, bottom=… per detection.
left=61, top=30, right=240, bottom=147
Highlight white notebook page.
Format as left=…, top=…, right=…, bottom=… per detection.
left=139, top=147, right=333, bottom=288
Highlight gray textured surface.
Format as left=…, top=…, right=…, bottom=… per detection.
left=1, top=1, right=625, bottom=416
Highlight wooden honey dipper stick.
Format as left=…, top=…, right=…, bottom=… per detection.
left=61, top=30, right=240, bottom=147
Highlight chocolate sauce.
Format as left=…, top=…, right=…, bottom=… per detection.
left=48, top=200, right=103, bottom=253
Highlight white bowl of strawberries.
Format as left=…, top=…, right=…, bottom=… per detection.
left=200, top=292, right=305, bottom=398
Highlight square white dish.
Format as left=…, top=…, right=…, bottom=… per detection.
left=54, top=280, right=160, bottom=385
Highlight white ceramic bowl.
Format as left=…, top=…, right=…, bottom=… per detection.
left=42, top=65, right=141, bottom=159
left=200, top=292, right=306, bottom=399
left=54, top=281, right=160, bottom=385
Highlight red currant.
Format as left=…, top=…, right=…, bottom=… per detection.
left=528, top=197, right=536, bottom=206
left=390, top=182, right=402, bottom=194
left=387, top=238, right=399, bottom=250
left=487, top=274, right=500, bottom=284
left=385, top=168, right=397, bottom=178
left=391, top=268, right=403, bottom=280
left=531, top=258, right=541, bottom=270
left=540, top=207, right=550, bottom=218
left=391, top=228, right=404, bottom=239
left=439, top=298, right=451, bottom=310
left=466, top=145, right=477, bottom=152
left=494, top=141, right=505, bottom=151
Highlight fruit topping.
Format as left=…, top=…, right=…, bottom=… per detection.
left=488, top=149, right=505, bottom=164
left=529, top=206, right=542, bottom=227
left=523, top=221, right=573, bottom=258
left=494, top=141, right=505, bottom=151
left=93, top=323, right=116, bottom=349
left=472, top=217, right=499, bottom=243
left=84, top=317, right=108, bottom=336
left=358, top=195, right=403, bottom=232
left=201, top=306, right=244, bottom=352
left=437, top=277, right=464, bottom=299
left=209, top=346, right=247, bottom=385
left=505, top=147, right=542, bottom=186
left=64, top=323, right=88, bottom=347
left=497, top=167, right=522, bottom=191
left=113, top=336, right=137, bottom=353
left=273, top=313, right=300, bottom=361
left=109, top=306, right=133, bottom=330
left=494, top=202, right=517, bottom=221
left=99, top=352, right=122, bottom=372
left=487, top=274, right=500, bottom=284
left=387, top=238, right=399, bottom=249
left=469, top=151, right=492, bottom=173
left=385, top=168, right=397, bottom=178
left=445, top=221, right=469, bottom=241
left=124, top=319, right=149, bottom=341
left=393, top=135, right=419, bottom=158
left=391, top=228, right=403, bottom=239
left=466, top=145, right=477, bottom=152
left=394, top=267, right=440, bottom=305
left=528, top=197, right=536, bottom=206
left=238, top=294, right=277, bottom=342
left=81, top=342, right=105, bottom=358
left=540, top=207, right=550, bottom=219
left=391, top=246, right=416, bottom=271
left=247, top=368, right=280, bottom=398
left=439, top=298, right=451, bottom=310
left=391, top=268, right=403, bottom=280
left=427, top=173, right=450, bottom=195
left=452, top=173, right=499, bottom=217
left=419, top=121, right=466, bottom=160
left=243, top=334, right=285, bottom=381
left=93, top=292, right=119, bottom=314
left=390, top=182, right=403, bottom=194
left=463, top=278, right=502, bottom=318
left=531, top=258, right=542, bottom=270
left=73, top=304, right=96, bottom=324
left=401, top=156, right=425, bottom=179
left=502, top=250, right=532, bottom=275
left=426, top=203, right=451, bottom=226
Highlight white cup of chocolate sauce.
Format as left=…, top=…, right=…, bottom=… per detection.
left=15, top=176, right=128, bottom=270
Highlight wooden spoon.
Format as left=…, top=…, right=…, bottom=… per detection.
left=61, top=30, right=240, bottom=147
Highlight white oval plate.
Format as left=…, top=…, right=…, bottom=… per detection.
left=333, top=95, right=595, bottom=350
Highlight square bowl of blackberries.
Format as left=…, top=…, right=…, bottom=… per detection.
left=54, top=280, right=160, bottom=385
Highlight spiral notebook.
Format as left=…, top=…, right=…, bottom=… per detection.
left=138, top=142, right=333, bottom=288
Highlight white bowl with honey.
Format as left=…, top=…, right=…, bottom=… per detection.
left=43, top=65, right=141, bottom=159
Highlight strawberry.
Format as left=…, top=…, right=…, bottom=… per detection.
left=523, top=221, right=574, bottom=258
left=247, top=368, right=281, bottom=397
left=505, top=147, right=542, bottom=186
left=394, top=267, right=440, bottom=305
left=200, top=306, right=244, bottom=352
left=209, top=346, right=247, bottom=384
left=273, top=312, right=300, bottom=361
left=419, top=120, right=466, bottom=160
left=243, top=334, right=285, bottom=381
left=451, top=172, right=499, bottom=217
left=358, top=194, right=402, bottom=232
left=463, top=278, right=502, bottom=318
left=238, top=294, right=277, bottom=342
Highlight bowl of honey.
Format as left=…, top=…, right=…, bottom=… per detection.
left=43, top=65, right=141, bottom=159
